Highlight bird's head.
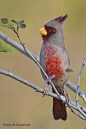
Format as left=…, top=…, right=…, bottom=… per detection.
left=39, top=14, right=68, bottom=47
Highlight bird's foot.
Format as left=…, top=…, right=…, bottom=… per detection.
left=64, top=88, right=71, bottom=103
left=65, top=93, right=71, bottom=103
left=43, top=85, right=48, bottom=97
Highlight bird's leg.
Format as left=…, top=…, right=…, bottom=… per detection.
left=64, top=86, right=71, bottom=103
left=43, top=84, right=49, bottom=97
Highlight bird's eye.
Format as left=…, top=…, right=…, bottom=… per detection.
left=50, top=28, right=54, bottom=32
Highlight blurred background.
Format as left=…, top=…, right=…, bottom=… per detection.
left=0, top=0, right=86, bottom=129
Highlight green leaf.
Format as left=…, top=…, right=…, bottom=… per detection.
left=11, top=23, right=14, bottom=27
left=61, top=76, right=67, bottom=83
left=61, top=76, right=64, bottom=81
left=60, top=81, right=63, bottom=85
left=11, top=20, right=17, bottom=24
left=1, top=18, right=9, bottom=24
left=11, top=20, right=24, bottom=25
left=63, top=79, right=67, bottom=82
left=0, top=44, right=12, bottom=52
left=19, top=20, right=24, bottom=24
left=6, top=24, right=12, bottom=29
left=65, top=68, right=73, bottom=73
left=19, top=24, right=26, bottom=29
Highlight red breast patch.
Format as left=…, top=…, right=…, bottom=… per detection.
left=42, top=43, right=64, bottom=81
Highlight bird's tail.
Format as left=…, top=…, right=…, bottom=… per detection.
left=52, top=86, right=67, bottom=121
left=53, top=97, right=67, bottom=120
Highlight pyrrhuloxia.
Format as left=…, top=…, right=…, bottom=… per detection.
left=39, top=14, right=70, bottom=121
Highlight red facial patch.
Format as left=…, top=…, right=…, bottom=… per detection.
left=42, top=35, right=51, bottom=41
left=45, top=26, right=56, bottom=34
left=42, top=26, right=56, bottom=41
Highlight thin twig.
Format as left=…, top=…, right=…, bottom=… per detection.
left=0, top=68, right=86, bottom=120
left=69, top=106, right=86, bottom=120
left=66, top=81, right=86, bottom=103
left=10, top=28, right=62, bottom=100
left=76, top=57, right=86, bottom=106
left=1, top=30, right=86, bottom=99
left=0, top=31, right=39, bottom=62
left=0, top=69, right=66, bottom=102
left=0, top=31, right=86, bottom=120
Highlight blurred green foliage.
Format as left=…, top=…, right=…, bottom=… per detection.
left=0, top=0, right=86, bottom=129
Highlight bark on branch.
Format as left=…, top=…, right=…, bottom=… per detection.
left=0, top=31, right=86, bottom=120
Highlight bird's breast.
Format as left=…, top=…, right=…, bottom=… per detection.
left=40, top=43, right=65, bottom=81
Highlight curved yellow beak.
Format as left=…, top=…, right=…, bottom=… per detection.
left=39, top=27, right=47, bottom=36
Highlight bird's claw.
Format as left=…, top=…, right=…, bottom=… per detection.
left=43, top=86, right=48, bottom=97
left=65, top=92, right=71, bottom=103
left=64, top=88, right=71, bottom=103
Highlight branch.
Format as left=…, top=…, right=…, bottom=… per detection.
left=0, top=69, right=66, bottom=102
left=0, top=69, right=86, bottom=120
left=0, top=31, right=86, bottom=100
left=0, top=31, right=39, bottom=62
left=76, top=57, right=86, bottom=106
left=0, top=31, right=86, bottom=120
left=0, top=31, right=62, bottom=100
left=66, top=81, right=86, bottom=103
